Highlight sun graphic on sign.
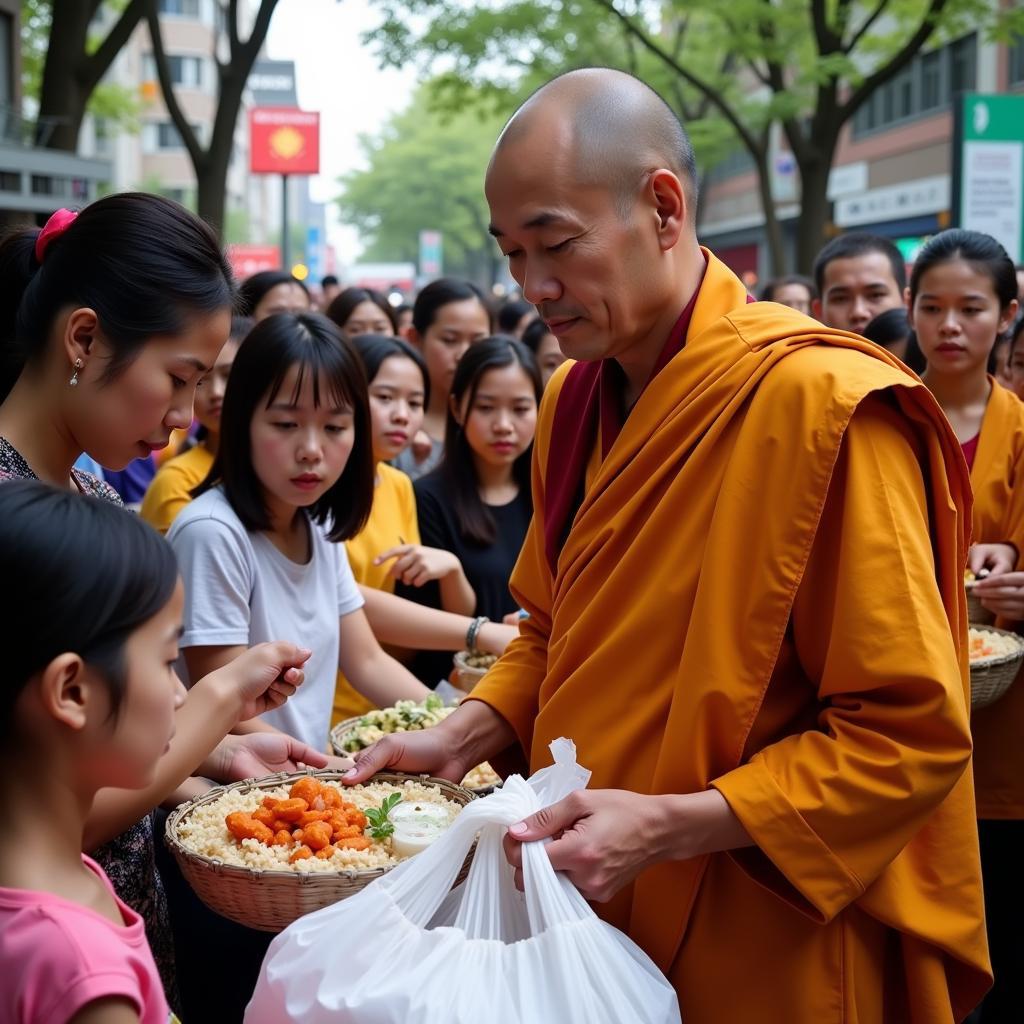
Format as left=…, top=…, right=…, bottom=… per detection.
left=269, top=125, right=306, bottom=162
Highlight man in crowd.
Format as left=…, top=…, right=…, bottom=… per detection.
left=812, top=232, right=906, bottom=335
left=346, top=68, right=989, bottom=1022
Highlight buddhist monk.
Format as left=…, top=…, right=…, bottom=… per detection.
left=345, top=68, right=990, bottom=1022
left=908, top=228, right=1024, bottom=1021
left=813, top=232, right=907, bottom=335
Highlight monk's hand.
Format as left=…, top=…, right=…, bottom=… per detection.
left=973, top=570, right=1024, bottom=619
left=341, top=719, right=470, bottom=786
left=968, top=542, right=1017, bottom=579
left=503, top=790, right=673, bottom=903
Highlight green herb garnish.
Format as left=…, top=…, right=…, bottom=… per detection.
left=424, top=693, right=443, bottom=713
left=365, top=792, right=403, bottom=840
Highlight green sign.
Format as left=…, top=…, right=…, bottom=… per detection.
left=957, top=93, right=1024, bottom=263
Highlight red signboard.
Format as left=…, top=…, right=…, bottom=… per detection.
left=228, top=244, right=281, bottom=280
left=249, top=108, right=320, bottom=174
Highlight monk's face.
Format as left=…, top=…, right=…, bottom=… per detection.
left=812, top=252, right=904, bottom=335
left=486, top=135, right=675, bottom=363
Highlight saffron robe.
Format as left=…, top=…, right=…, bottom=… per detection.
left=469, top=250, right=990, bottom=1022
left=968, top=379, right=1024, bottom=819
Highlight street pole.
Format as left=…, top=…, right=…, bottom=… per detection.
left=281, top=173, right=290, bottom=270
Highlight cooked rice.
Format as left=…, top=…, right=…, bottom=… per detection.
left=461, top=762, right=500, bottom=790
left=969, top=627, right=1024, bottom=663
left=172, top=778, right=462, bottom=874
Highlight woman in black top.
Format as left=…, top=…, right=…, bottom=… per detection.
left=398, top=336, right=541, bottom=684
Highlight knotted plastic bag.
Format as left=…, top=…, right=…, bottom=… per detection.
left=245, top=738, right=681, bottom=1023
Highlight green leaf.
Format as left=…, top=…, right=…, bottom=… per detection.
left=365, top=792, right=403, bottom=840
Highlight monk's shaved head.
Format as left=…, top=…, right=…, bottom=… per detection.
left=492, top=68, right=698, bottom=217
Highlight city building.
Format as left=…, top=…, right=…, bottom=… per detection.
left=697, top=26, right=1014, bottom=277
left=0, top=0, right=108, bottom=228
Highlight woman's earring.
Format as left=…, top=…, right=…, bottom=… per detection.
left=69, top=358, right=82, bottom=387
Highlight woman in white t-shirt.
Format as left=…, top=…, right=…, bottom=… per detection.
left=169, top=313, right=429, bottom=750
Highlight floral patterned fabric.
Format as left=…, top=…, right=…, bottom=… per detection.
left=0, top=436, right=178, bottom=1007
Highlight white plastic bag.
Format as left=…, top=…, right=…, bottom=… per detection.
left=245, top=738, right=681, bottom=1024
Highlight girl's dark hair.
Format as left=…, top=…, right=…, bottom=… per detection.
left=520, top=317, right=553, bottom=353
left=909, top=229, right=1018, bottom=309
left=863, top=307, right=910, bottom=348
left=440, top=335, right=541, bottom=546
left=496, top=298, right=535, bottom=334
left=0, top=481, right=178, bottom=737
left=325, top=287, right=398, bottom=335
left=230, top=315, right=255, bottom=343
left=412, top=278, right=492, bottom=336
left=196, top=312, right=374, bottom=541
left=0, top=192, right=235, bottom=403
left=237, top=270, right=309, bottom=318
left=350, top=333, right=430, bottom=409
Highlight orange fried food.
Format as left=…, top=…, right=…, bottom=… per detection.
left=272, top=819, right=293, bottom=834
left=291, top=828, right=304, bottom=840
left=348, top=811, right=368, bottom=830
left=271, top=829, right=293, bottom=847
left=302, top=820, right=333, bottom=851
left=320, top=787, right=343, bottom=809
left=225, top=812, right=274, bottom=845
left=289, top=845, right=313, bottom=863
left=262, top=796, right=280, bottom=810
left=273, top=798, right=309, bottom=822
left=336, top=836, right=372, bottom=851
left=332, top=824, right=362, bottom=841
left=252, top=807, right=276, bottom=827
left=289, top=777, right=322, bottom=805
left=314, top=845, right=337, bottom=860
left=298, top=810, right=331, bottom=827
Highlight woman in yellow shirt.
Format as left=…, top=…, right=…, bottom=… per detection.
left=140, top=316, right=251, bottom=533
left=333, top=334, right=476, bottom=722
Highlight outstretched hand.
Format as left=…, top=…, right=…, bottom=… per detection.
left=209, top=642, right=312, bottom=722
left=211, top=732, right=332, bottom=782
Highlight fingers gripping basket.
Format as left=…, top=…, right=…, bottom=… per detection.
left=164, top=769, right=475, bottom=933
left=970, top=626, right=1024, bottom=710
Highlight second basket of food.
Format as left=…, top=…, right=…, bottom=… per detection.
left=969, top=626, right=1024, bottom=709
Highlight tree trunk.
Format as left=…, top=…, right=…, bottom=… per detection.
left=196, top=149, right=231, bottom=236
left=35, top=6, right=94, bottom=151
left=794, top=154, right=834, bottom=274
left=753, top=151, right=787, bottom=277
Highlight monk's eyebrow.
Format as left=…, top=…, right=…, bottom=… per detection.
left=489, top=211, right=572, bottom=238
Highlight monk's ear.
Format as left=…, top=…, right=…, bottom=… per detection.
left=811, top=297, right=823, bottom=321
left=648, top=169, right=685, bottom=251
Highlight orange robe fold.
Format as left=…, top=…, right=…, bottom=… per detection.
left=470, top=250, right=990, bottom=1022
left=968, top=379, right=1024, bottom=818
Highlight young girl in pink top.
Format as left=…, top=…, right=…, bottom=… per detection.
left=0, top=481, right=309, bottom=1024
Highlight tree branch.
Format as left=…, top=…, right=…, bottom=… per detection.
left=841, top=0, right=949, bottom=119
left=81, top=0, right=148, bottom=94
left=591, top=0, right=768, bottom=159
left=239, top=0, right=280, bottom=62
left=845, top=0, right=889, bottom=55
left=144, top=1, right=205, bottom=167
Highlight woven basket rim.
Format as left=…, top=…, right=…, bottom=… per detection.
left=969, top=625, right=1024, bottom=670
left=164, top=768, right=474, bottom=881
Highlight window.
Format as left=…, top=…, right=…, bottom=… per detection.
left=921, top=50, right=942, bottom=110
left=1012, top=36, right=1024, bottom=86
left=143, top=120, right=202, bottom=152
left=158, top=0, right=200, bottom=15
left=0, top=170, right=20, bottom=192
left=852, top=33, right=977, bottom=137
left=31, top=175, right=62, bottom=196
left=142, top=53, right=203, bottom=88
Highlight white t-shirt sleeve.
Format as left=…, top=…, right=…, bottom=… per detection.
left=170, top=512, right=254, bottom=649
left=335, top=539, right=365, bottom=619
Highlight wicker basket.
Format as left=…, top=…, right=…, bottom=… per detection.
left=330, top=715, right=502, bottom=796
left=965, top=583, right=996, bottom=626
left=453, top=650, right=496, bottom=692
left=164, top=769, right=475, bottom=932
left=970, top=627, right=1024, bottom=709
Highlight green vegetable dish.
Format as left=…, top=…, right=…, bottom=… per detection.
left=339, top=695, right=455, bottom=754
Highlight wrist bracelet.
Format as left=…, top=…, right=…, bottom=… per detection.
left=466, top=615, right=489, bottom=652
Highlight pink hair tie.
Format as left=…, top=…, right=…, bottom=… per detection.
left=34, top=208, right=78, bottom=263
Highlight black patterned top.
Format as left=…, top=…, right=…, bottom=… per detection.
left=0, top=436, right=178, bottom=1006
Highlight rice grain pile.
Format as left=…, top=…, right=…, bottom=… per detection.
left=173, top=778, right=462, bottom=874
left=969, top=627, right=1024, bottom=663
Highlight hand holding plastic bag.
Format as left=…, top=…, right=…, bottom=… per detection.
left=245, top=738, right=681, bottom=1024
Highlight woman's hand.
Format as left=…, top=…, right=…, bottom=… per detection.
left=208, top=732, right=331, bottom=782
left=972, top=570, right=1024, bottom=621
left=374, top=544, right=464, bottom=588
left=202, top=641, right=311, bottom=722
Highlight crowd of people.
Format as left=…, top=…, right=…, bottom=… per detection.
left=2, top=65, right=1024, bottom=1024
